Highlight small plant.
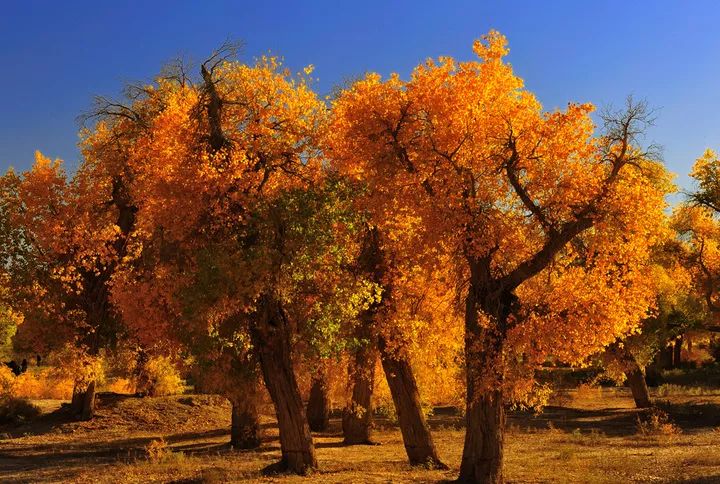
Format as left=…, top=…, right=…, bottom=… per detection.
left=145, top=437, right=172, bottom=463
left=373, top=400, right=398, bottom=424
left=636, top=408, right=681, bottom=436
left=568, top=427, right=604, bottom=446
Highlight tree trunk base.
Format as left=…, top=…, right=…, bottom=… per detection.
left=343, top=347, right=376, bottom=445
left=458, top=389, right=504, bottom=483
left=70, top=381, right=96, bottom=421
left=261, top=458, right=315, bottom=476
left=627, top=367, right=652, bottom=409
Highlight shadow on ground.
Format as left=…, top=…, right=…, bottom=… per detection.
left=3, top=391, right=720, bottom=482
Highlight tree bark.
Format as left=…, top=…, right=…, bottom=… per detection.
left=307, top=372, right=330, bottom=432
left=343, top=342, right=377, bottom=444
left=70, top=380, right=96, bottom=420
left=626, top=365, right=652, bottom=409
left=459, top=389, right=505, bottom=483
left=230, top=396, right=261, bottom=449
left=343, top=226, right=383, bottom=445
left=621, top=350, right=651, bottom=409
left=348, top=225, right=445, bottom=467
left=378, top=337, right=446, bottom=468
left=659, top=344, right=674, bottom=370
left=251, top=293, right=317, bottom=474
left=458, top=259, right=508, bottom=484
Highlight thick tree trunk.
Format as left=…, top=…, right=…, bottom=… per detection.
left=626, top=366, right=652, bottom=409
left=459, top=389, right=505, bottom=483
left=251, top=294, right=316, bottom=474
left=459, top=325, right=505, bottom=483
left=307, top=372, right=330, bottom=432
left=659, top=343, right=674, bottom=369
left=459, top=259, right=508, bottom=483
left=343, top=342, right=377, bottom=444
left=378, top=337, right=446, bottom=468
left=344, top=226, right=381, bottom=445
left=230, top=396, right=261, bottom=449
left=70, top=380, right=96, bottom=420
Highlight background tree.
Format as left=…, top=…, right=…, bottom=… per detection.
left=0, top=143, right=140, bottom=419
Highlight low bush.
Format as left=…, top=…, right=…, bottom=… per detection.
left=0, top=396, right=41, bottom=424
left=135, top=356, right=184, bottom=397
left=636, top=408, right=681, bottom=436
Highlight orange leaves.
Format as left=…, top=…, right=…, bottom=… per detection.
left=126, top=56, right=325, bottom=245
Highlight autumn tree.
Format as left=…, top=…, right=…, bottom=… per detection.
left=107, top=51, right=377, bottom=474
left=594, top=236, right=702, bottom=408
left=327, top=32, right=669, bottom=483
left=679, top=149, right=720, bottom=320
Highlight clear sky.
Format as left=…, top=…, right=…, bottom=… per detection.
left=1, top=0, right=718, bottom=197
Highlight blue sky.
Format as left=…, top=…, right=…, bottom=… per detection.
left=1, top=1, right=718, bottom=198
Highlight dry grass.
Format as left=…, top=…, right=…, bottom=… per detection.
left=1, top=389, right=720, bottom=483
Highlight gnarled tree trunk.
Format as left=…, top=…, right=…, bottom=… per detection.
left=251, top=293, right=317, bottom=474
left=349, top=225, right=445, bottom=467
left=70, top=380, right=96, bottom=421
left=307, top=371, right=330, bottom=432
left=460, top=387, right=504, bottom=484
left=626, top=365, right=652, bottom=409
left=378, top=337, right=446, bottom=468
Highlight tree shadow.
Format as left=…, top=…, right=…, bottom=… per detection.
left=0, top=392, right=149, bottom=438
left=508, top=405, right=644, bottom=436
left=0, top=426, right=244, bottom=482
left=654, top=401, right=720, bottom=431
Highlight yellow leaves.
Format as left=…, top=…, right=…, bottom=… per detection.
left=690, top=148, right=718, bottom=183
left=325, top=31, right=675, bottom=395
left=472, top=30, right=510, bottom=61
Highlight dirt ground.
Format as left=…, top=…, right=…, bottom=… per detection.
left=2, top=388, right=720, bottom=483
